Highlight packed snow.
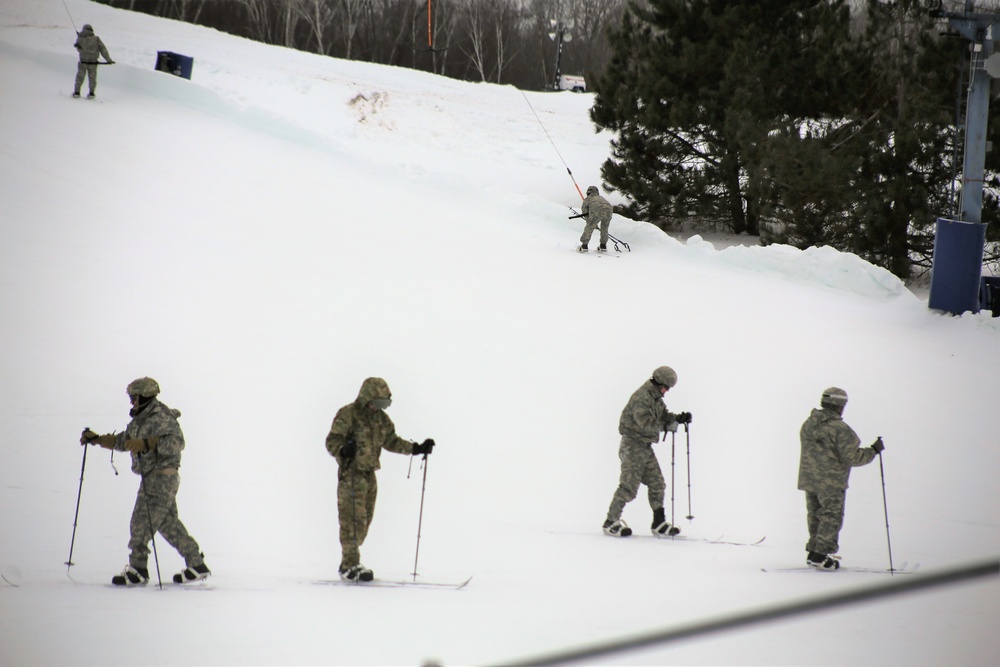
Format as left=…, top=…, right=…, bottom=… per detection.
left=1, top=1, right=998, bottom=665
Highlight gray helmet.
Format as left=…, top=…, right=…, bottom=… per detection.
left=651, top=366, right=677, bottom=389
left=820, top=387, right=848, bottom=408
left=126, top=377, right=160, bottom=398
left=586, top=185, right=599, bottom=196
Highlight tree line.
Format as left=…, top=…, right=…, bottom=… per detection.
left=94, top=0, right=623, bottom=90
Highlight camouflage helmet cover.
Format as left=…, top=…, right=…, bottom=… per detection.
left=820, top=387, right=848, bottom=407
left=127, top=377, right=161, bottom=398
left=586, top=185, right=599, bottom=196
left=651, top=366, right=677, bottom=388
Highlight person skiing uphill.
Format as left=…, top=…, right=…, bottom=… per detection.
left=325, top=377, right=435, bottom=582
left=603, top=366, right=692, bottom=538
left=72, top=24, right=113, bottom=98
left=80, top=377, right=210, bottom=586
left=798, top=387, right=883, bottom=570
left=578, top=185, right=613, bottom=252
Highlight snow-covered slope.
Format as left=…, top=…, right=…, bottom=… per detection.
left=1, top=1, right=997, bottom=665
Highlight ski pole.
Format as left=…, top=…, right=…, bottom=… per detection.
left=350, top=466, right=359, bottom=581
left=876, top=437, right=895, bottom=575
left=139, top=467, right=163, bottom=589
left=670, top=431, right=676, bottom=530
left=66, top=432, right=90, bottom=570
left=412, top=452, right=429, bottom=581
left=685, top=424, right=694, bottom=521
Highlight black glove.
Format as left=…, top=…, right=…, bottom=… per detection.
left=341, top=436, right=357, bottom=461
left=413, top=438, right=435, bottom=455
left=675, top=412, right=693, bottom=425
left=871, top=437, right=885, bottom=454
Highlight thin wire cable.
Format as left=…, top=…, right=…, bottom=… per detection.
left=519, top=88, right=585, bottom=200
left=61, top=0, right=78, bottom=33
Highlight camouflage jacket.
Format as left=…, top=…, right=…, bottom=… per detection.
left=618, top=380, right=675, bottom=445
left=797, top=407, right=875, bottom=492
left=581, top=193, right=613, bottom=221
left=325, top=378, right=414, bottom=473
left=113, top=399, right=184, bottom=476
left=74, top=26, right=111, bottom=64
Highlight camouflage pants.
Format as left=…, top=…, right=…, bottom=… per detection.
left=580, top=211, right=612, bottom=247
left=74, top=62, right=98, bottom=94
left=606, top=438, right=666, bottom=522
left=804, top=489, right=846, bottom=555
left=337, top=467, right=378, bottom=571
left=128, top=472, right=202, bottom=570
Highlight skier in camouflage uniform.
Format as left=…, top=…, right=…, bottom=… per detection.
left=603, top=366, right=692, bottom=538
left=797, top=387, right=884, bottom=570
left=80, top=377, right=209, bottom=586
left=325, top=377, right=435, bottom=582
left=578, top=185, right=614, bottom=252
left=72, top=24, right=113, bottom=98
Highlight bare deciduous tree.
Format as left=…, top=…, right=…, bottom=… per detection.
left=294, top=0, right=339, bottom=55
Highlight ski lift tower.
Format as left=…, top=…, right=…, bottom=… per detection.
left=549, top=18, right=575, bottom=90
left=927, top=0, right=1000, bottom=314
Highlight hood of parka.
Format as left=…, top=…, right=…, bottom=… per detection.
left=354, top=377, right=391, bottom=408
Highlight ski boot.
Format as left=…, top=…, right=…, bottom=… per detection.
left=577, top=243, right=589, bottom=253
left=806, top=552, right=841, bottom=570
left=111, top=564, right=149, bottom=587
left=173, top=563, right=211, bottom=584
left=602, top=519, right=632, bottom=537
left=597, top=244, right=608, bottom=253
left=339, top=564, right=374, bottom=582
left=651, top=508, right=680, bottom=537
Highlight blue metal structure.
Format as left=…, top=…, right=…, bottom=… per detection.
left=927, top=1, right=998, bottom=313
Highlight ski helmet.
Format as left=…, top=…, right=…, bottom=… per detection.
left=126, top=377, right=160, bottom=399
left=586, top=185, right=599, bottom=196
left=820, top=387, right=848, bottom=408
left=651, top=366, right=677, bottom=389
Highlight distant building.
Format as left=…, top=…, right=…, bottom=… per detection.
left=557, top=74, right=586, bottom=92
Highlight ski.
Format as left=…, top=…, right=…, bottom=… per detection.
left=67, top=572, right=214, bottom=589
left=546, top=530, right=765, bottom=546
left=316, top=575, right=472, bottom=590
left=574, top=248, right=621, bottom=257
left=647, top=534, right=765, bottom=546
left=704, top=535, right=766, bottom=547
left=761, top=562, right=918, bottom=575
left=62, top=92, right=103, bottom=103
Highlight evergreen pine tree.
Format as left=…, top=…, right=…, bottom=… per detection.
left=848, top=0, right=958, bottom=278
left=590, top=0, right=854, bottom=235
